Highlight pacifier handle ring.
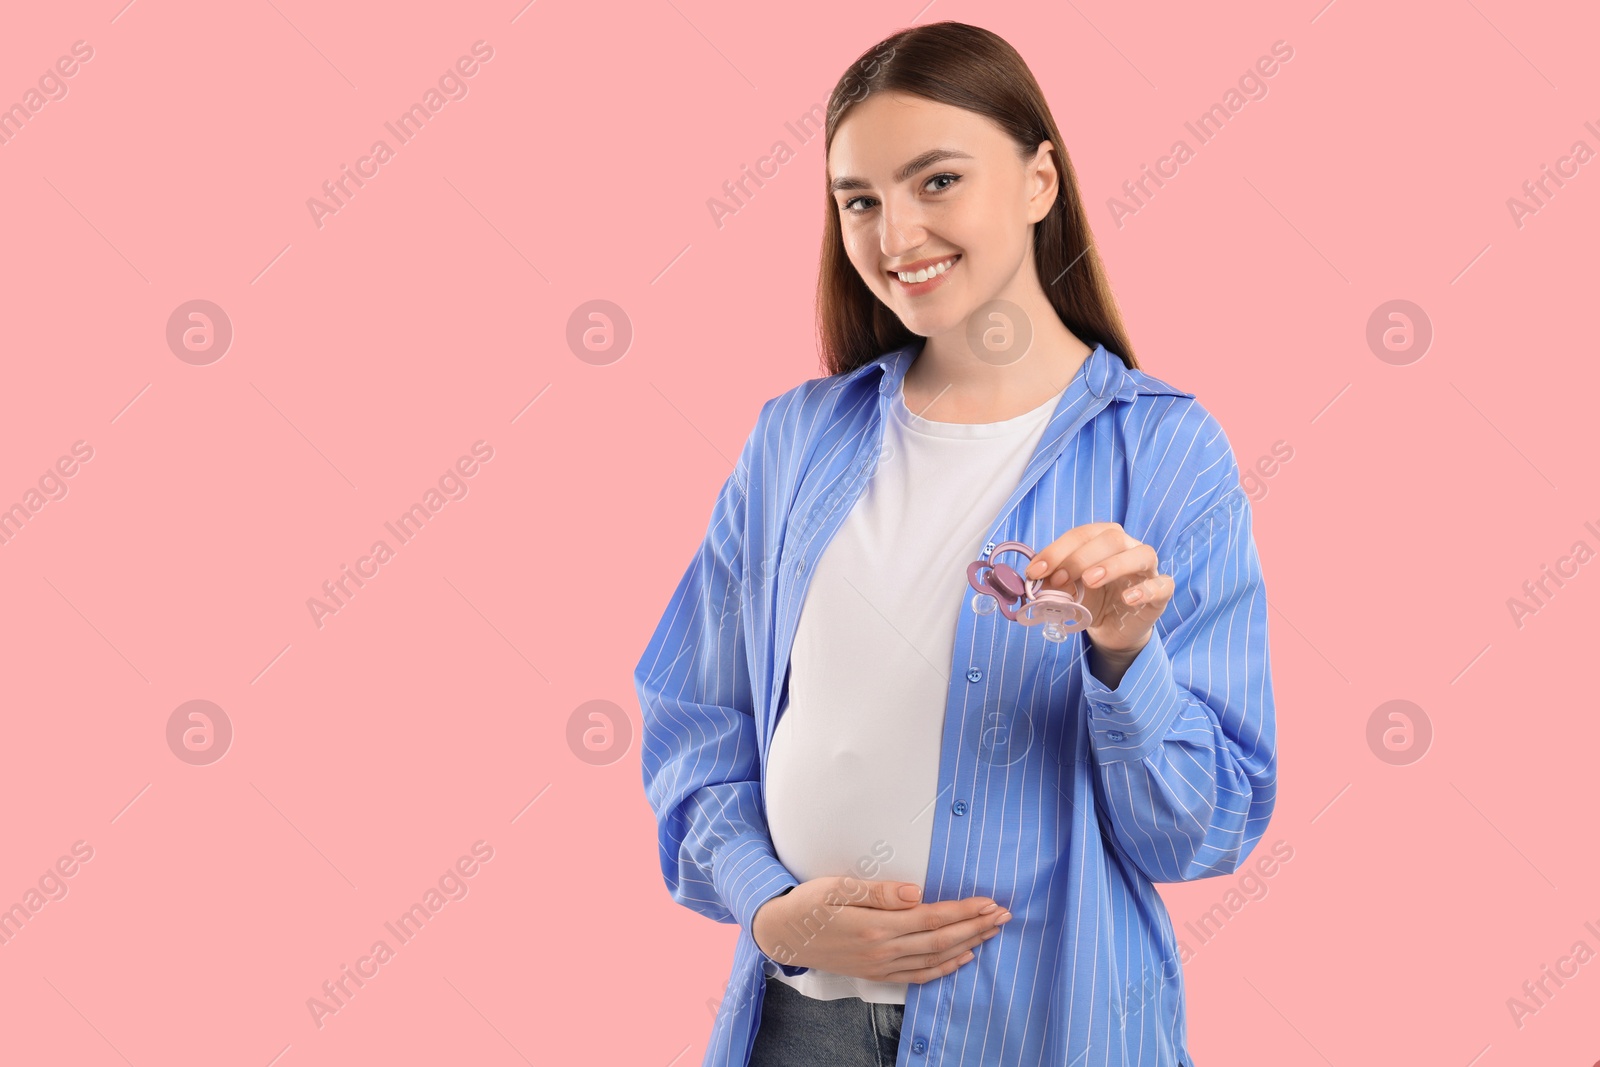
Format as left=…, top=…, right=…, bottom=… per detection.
left=986, top=540, right=1043, bottom=599
left=991, top=541, right=1063, bottom=600
left=988, top=540, right=1035, bottom=565
left=970, top=539, right=1095, bottom=632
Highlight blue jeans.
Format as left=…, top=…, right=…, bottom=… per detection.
left=749, top=975, right=905, bottom=1066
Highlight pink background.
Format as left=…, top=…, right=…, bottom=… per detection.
left=2, top=1, right=1597, bottom=1064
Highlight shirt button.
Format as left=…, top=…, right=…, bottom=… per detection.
left=952, top=800, right=967, bottom=816
left=983, top=541, right=995, bottom=556
left=1107, top=730, right=1126, bottom=742
left=966, top=667, right=982, bottom=683
left=911, top=1037, right=928, bottom=1055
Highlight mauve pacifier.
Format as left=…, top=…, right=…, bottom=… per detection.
left=966, top=540, right=1093, bottom=643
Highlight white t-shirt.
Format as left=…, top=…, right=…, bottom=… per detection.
left=763, top=373, right=1066, bottom=1003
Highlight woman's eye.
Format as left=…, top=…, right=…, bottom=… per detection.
left=840, top=174, right=959, bottom=215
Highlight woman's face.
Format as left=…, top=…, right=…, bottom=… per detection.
left=827, top=91, right=1057, bottom=340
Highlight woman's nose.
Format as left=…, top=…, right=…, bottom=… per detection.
left=877, top=200, right=927, bottom=256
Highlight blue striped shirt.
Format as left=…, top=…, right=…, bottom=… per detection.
left=636, top=338, right=1277, bottom=1067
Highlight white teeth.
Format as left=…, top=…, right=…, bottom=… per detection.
left=896, top=256, right=957, bottom=283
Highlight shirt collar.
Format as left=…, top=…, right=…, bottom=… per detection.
left=847, top=336, right=1142, bottom=404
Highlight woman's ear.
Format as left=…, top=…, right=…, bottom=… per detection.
left=1027, top=140, right=1060, bottom=222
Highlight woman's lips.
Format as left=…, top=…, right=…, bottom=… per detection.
left=889, top=254, right=960, bottom=295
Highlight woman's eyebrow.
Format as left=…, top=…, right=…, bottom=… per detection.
left=828, top=148, right=975, bottom=193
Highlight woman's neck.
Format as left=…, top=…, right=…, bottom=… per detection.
left=900, top=324, right=1093, bottom=425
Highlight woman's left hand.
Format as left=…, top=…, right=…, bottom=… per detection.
left=1022, top=522, right=1171, bottom=656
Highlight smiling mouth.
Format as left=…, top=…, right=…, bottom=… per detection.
left=888, top=254, right=961, bottom=288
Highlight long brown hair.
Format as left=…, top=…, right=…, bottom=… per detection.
left=817, top=21, right=1140, bottom=376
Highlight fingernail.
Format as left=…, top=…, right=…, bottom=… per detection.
left=1026, top=560, right=1045, bottom=577
left=1084, top=566, right=1105, bottom=584
left=980, top=903, right=999, bottom=913
left=1124, top=588, right=1142, bottom=603
left=900, top=885, right=922, bottom=901
left=996, top=911, right=1013, bottom=924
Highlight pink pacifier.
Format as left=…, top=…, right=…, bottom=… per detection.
left=967, top=540, right=1093, bottom=643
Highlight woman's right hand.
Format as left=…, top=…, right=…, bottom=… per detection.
left=752, top=877, right=1012, bottom=984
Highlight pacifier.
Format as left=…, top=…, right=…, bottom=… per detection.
left=966, top=540, right=1093, bottom=643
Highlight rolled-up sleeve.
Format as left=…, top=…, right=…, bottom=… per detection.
left=1081, top=438, right=1277, bottom=884
left=635, top=417, right=808, bottom=976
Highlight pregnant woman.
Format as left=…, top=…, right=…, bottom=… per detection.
left=636, top=20, right=1278, bottom=1067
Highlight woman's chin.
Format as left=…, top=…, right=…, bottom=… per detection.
left=890, top=302, right=973, bottom=339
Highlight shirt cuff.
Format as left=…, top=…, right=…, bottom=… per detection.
left=1081, top=627, right=1185, bottom=764
left=714, top=835, right=807, bottom=976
